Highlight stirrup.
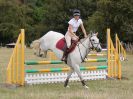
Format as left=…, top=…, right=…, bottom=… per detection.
left=61, top=56, right=67, bottom=63
left=61, top=57, right=66, bottom=61
left=61, top=54, right=67, bottom=61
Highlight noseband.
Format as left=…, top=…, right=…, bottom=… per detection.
left=89, top=37, right=100, bottom=50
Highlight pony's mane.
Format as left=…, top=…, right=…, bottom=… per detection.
left=79, top=35, right=90, bottom=43
left=80, top=38, right=85, bottom=42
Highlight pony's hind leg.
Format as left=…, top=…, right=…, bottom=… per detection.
left=73, top=64, right=89, bottom=88
left=64, top=68, right=74, bottom=88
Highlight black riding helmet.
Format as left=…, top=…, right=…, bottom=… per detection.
left=73, top=9, right=80, bottom=16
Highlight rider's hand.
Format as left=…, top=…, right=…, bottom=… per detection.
left=76, top=36, right=79, bottom=40
left=84, top=34, right=87, bottom=38
left=73, top=33, right=79, bottom=40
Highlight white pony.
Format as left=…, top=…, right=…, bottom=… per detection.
left=31, top=31, right=102, bottom=88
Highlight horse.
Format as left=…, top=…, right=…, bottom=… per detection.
left=30, top=31, right=102, bottom=88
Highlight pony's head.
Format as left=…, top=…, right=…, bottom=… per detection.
left=89, top=32, right=102, bottom=52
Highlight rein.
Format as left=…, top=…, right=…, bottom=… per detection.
left=77, top=36, right=92, bottom=62
left=77, top=35, right=100, bottom=62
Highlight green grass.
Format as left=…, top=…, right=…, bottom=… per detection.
left=0, top=47, right=133, bottom=99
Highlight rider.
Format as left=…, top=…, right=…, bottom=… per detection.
left=62, top=9, right=87, bottom=61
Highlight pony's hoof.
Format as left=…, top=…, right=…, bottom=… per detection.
left=65, top=85, right=70, bottom=88
left=84, top=85, right=89, bottom=89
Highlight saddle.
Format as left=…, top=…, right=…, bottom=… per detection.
left=56, top=38, right=78, bottom=62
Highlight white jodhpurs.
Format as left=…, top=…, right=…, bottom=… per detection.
left=65, top=32, right=78, bottom=48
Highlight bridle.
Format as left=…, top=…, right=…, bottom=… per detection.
left=77, top=34, right=101, bottom=62
left=78, top=34, right=100, bottom=50
left=89, top=36, right=101, bottom=51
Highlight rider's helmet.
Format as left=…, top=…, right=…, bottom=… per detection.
left=73, top=9, right=80, bottom=16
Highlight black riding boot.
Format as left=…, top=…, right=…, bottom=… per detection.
left=61, top=47, right=69, bottom=62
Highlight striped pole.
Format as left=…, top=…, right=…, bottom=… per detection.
left=85, top=58, right=107, bottom=62
left=25, top=58, right=107, bottom=65
left=88, top=53, right=107, bottom=56
left=102, top=49, right=107, bottom=51
left=25, top=60, right=63, bottom=65
left=25, top=65, right=107, bottom=73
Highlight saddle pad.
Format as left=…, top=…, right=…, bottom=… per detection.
left=56, top=38, right=66, bottom=51
left=56, top=37, right=78, bottom=53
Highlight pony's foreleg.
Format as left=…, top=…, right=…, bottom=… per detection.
left=33, top=48, right=37, bottom=55
left=36, top=48, right=46, bottom=58
left=64, top=69, right=74, bottom=88
left=37, top=48, right=42, bottom=57
left=42, top=50, right=47, bottom=58
left=73, top=65, right=89, bottom=88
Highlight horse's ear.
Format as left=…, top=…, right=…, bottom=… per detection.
left=90, top=31, right=93, bottom=36
left=96, top=32, right=98, bottom=36
left=88, top=32, right=92, bottom=37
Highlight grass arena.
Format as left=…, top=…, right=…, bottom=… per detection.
left=0, top=29, right=133, bottom=99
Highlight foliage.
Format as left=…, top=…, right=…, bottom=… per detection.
left=0, top=0, right=132, bottom=45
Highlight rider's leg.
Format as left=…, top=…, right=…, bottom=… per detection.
left=62, top=32, right=78, bottom=61
left=66, top=36, right=78, bottom=53
left=65, top=32, right=71, bottom=48
left=61, top=32, right=71, bottom=61
left=61, top=47, right=69, bottom=61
